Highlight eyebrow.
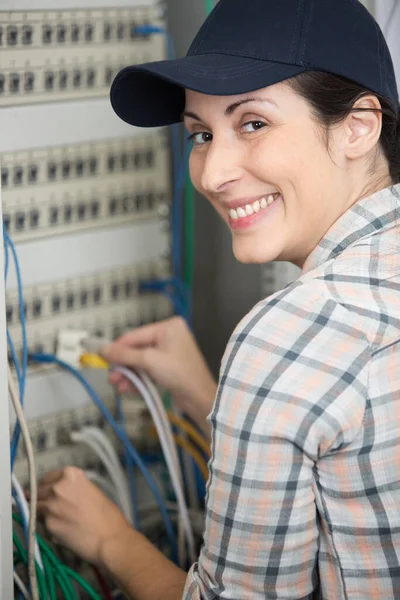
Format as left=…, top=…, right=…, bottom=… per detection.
left=182, top=96, right=277, bottom=122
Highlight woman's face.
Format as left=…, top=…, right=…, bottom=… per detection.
left=184, top=83, right=357, bottom=267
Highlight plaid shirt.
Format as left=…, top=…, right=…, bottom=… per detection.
left=183, top=184, right=400, bottom=600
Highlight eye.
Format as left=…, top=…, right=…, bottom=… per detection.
left=241, top=120, right=267, bottom=133
left=187, top=131, right=213, bottom=146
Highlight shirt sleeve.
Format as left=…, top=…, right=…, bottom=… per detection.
left=183, top=287, right=370, bottom=600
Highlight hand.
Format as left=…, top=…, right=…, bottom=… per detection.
left=37, top=467, right=131, bottom=566
left=103, top=317, right=217, bottom=429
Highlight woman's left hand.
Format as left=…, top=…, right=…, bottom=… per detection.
left=36, top=466, right=131, bottom=565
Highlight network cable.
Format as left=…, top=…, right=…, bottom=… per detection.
left=4, top=230, right=29, bottom=469
left=71, top=428, right=133, bottom=523
left=115, top=366, right=196, bottom=564
left=115, top=393, right=140, bottom=529
left=79, top=344, right=195, bottom=566
left=8, top=365, right=39, bottom=600
left=30, top=353, right=179, bottom=565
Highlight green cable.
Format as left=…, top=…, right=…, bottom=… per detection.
left=183, top=3, right=214, bottom=293
left=63, top=567, right=102, bottom=600
left=41, top=551, right=57, bottom=600
left=52, top=568, right=75, bottom=600
left=13, top=531, right=48, bottom=600
left=183, top=173, right=195, bottom=290
left=13, top=514, right=100, bottom=600
left=205, top=0, right=214, bottom=15
left=34, top=537, right=77, bottom=600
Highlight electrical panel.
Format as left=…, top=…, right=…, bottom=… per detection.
left=0, top=6, right=164, bottom=106
left=1, top=2, right=171, bottom=595
left=2, top=131, right=169, bottom=242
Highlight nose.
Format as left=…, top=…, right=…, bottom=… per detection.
left=200, top=136, right=243, bottom=194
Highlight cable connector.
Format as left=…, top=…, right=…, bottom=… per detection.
left=56, top=329, right=90, bottom=368
left=80, top=353, right=109, bottom=370
left=81, top=336, right=111, bottom=355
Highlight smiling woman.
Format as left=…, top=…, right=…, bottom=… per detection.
left=37, top=1, right=400, bottom=600
left=183, top=81, right=394, bottom=266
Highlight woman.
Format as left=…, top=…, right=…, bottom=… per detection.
left=38, top=0, right=400, bottom=598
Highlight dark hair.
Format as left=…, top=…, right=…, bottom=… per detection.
left=287, top=72, right=400, bottom=184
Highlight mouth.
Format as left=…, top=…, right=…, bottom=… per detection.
left=227, top=193, right=282, bottom=230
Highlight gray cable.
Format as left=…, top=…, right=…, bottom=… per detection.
left=8, top=365, right=39, bottom=600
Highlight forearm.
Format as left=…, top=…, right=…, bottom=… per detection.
left=100, top=526, right=187, bottom=600
left=179, top=379, right=217, bottom=442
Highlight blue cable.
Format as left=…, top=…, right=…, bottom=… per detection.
left=12, top=489, right=29, bottom=548
left=115, top=392, right=140, bottom=530
left=30, top=353, right=178, bottom=564
left=4, top=230, right=29, bottom=469
left=140, top=278, right=191, bottom=324
left=133, top=24, right=185, bottom=282
left=4, top=232, right=9, bottom=279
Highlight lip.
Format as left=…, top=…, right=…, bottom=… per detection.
left=224, top=193, right=280, bottom=211
left=228, top=195, right=283, bottom=230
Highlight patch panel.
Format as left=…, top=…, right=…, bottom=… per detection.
left=0, top=7, right=160, bottom=51
left=13, top=394, right=153, bottom=486
left=0, top=6, right=165, bottom=106
left=6, top=260, right=172, bottom=364
left=2, top=132, right=170, bottom=241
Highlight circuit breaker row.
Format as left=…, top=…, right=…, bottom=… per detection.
left=0, top=7, right=165, bottom=105
left=2, top=132, right=170, bottom=240
left=0, top=6, right=159, bottom=49
left=13, top=396, right=151, bottom=485
left=7, top=260, right=172, bottom=361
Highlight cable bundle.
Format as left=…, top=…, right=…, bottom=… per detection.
left=13, top=513, right=105, bottom=600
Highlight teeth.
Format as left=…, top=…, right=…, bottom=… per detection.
left=229, top=194, right=279, bottom=220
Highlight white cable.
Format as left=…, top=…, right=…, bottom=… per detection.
left=8, top=365, right=39, bottom=600
left=85, top=471, right=122, bottom=507
left=71, top=430, right=132, bottom=523
left=173, top=406, right=200, bottom=511
left=114, top=366, right=196, bottom=564
left=12, top=474, right=43, bottom=571
left=139, top=373, right=189, bottom=563
left=82, top=427, right=133, bottom=520
left=13, top=571, right=31, bottom=600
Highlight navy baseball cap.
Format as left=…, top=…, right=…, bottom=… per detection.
left=110, top=0, right=399, bottom=128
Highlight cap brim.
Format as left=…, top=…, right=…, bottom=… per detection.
left=110, top=53, right=306, bottom=127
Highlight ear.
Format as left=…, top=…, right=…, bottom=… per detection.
left=343, top=95, right=382, bottom=160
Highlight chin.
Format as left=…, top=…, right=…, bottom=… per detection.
left=232, top=239, right=279, bottom=265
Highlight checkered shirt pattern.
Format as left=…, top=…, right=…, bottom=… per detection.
left=183, top=184, right=400, bottom=599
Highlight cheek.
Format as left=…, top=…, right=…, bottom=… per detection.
left=246, top=128, right=326, bottom=189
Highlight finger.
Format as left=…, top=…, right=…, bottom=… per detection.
left=108, top=372, right=133, bottom=395
left=37, top=500, right=61, bottom=518
left=117, top=381, right=132, bottom=394
left=39, top=470, right=64, bottom=486
left=109, top=371, right=123, bottom=385
left=102, top=344, right=154, bottom=371
left=113, top=321, right=164, bottom=347
left=37, top=483, right=57, bottom=501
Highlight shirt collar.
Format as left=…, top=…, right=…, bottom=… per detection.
left=302, top=184, right=400, bottom=274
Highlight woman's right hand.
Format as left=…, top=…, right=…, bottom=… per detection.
left=102, top=317, right=217, bottom=434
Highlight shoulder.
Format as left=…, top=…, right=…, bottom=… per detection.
left=217, top=279, right=371, bottom=457
left=224, top=278, right=369, bottom=368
